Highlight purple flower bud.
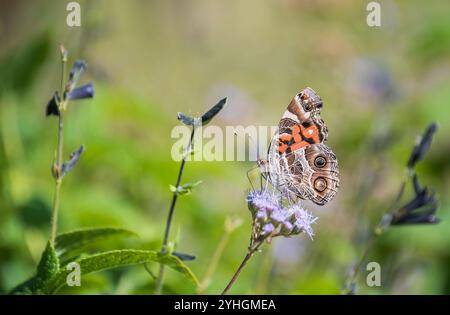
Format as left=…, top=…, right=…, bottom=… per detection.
left=270, top=209, right=286, bottom=224
left=283, top=221, right=293, bottom=232
left=247, top=190, right=282, bottom=218
left=60, top=145, right=85, bottom=179
left=256, top=209, right=267, bottom=221
left=67, top=60, right=88, bottom=91
left=264, top=203, right=279, bottom=213
left=262, top=223, right=274, bottom=235
left=68, top=82, right=94, bottom=100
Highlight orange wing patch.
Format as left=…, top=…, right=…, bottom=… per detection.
left=277, top=123, right=321, bottom=154
left=300, top=124, right=320, bottom=144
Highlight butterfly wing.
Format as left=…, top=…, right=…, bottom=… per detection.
left=303, top=143, right=340, bottom=205
left=277, top=88, right=328, bottom=154
left=266, top=87, right=339, bottom=205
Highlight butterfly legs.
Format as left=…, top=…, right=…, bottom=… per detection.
left=246, top=164, right=271, bottom=192
left=246, top=165, right=258, bottom=191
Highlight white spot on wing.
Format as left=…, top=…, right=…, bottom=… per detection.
left=282, top=110, right=299, bottom=122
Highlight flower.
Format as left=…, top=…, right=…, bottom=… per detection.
left=247, top=189, right=318, bottom=241
left=290, top=205, right=318, bottom=239
left=262, top=223, right=275, bottom=235
left=280, top=221, right=293, bottom=235
left=60, top=145, right=85, bottom=179
left=271, top=208, right=287, bottom=224
left=247, top=190, right=281, bottom=216
left=66, top=60, right=88, bottom=92
left=391, top=174, right=439, bottom=225
left=68, top=81, right=94, bottom=100
left=45, top=60, right=95, bottom=117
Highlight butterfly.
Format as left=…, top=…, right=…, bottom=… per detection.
left=258, top=87, right=340, bottom=206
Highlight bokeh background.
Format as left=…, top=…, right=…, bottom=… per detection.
left=1, top=0, right=449, bottom=294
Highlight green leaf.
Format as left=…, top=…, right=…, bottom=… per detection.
left=10, top=241, right=59, bottom=294
left=47, top=250, right=198, bottom=293
left=154, top=252, right=198, bottom=285
left=177, top=97, right=227, bottom=126
left=201, top=97, right=227, bottom=125
left=55, top=227, right=137, bottom=258
left=36, top=242, right=60, bottom=282
left=172, top=251, right=196, bottom=261
left=169, top=181, right=202, bottom=196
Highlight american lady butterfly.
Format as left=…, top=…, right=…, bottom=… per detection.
left=259, top=87, right=340, bottom=205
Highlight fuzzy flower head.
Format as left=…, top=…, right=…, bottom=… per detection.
left=247, top=190, right=318, bottom=242
left=290, top=205, right=318, bottom=240
left=247, top=190, right=281, bottom=217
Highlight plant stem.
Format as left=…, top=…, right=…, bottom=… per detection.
left=155, top=126, right=196, bottom=294
left=222, top=241, right=262, bottom=295
left=197, top=230, right=231, bottom=294
left=345, top=230, right=377, bottom=293
left=344, top=176, right=408, bottom=294
left=49, top=54, right=67, bottom=245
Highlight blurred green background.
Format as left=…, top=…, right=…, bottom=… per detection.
left=0, top=0, right=449, bottom=294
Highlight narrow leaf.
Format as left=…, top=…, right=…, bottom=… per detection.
left=154, top=252, right=199, bottom=285
left=170, top=181, right=202, bottom=196
left=201, top=97, right=227, bottom=125
left=47, top=250, right=198, bottom=293
left=55, top=227, right=137, bottom=257
left=407, top=122, right=438, bottom=168
left=172, top=251, right=196, bottom=261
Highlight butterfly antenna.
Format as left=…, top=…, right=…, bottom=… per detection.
left=234, top=129, right=260, bottom=191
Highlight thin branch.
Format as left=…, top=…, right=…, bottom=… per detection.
left=49, top=52, right=67, bottom=245
left=222, top=240, right=263, bottom=295
left=155, top=126, right=196, bottom=294
left=343, top=174, right=409, bottom=294
left=198, top=231, right=231, bottom=294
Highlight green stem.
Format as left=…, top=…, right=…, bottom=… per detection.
left=197, top=231, right=231, bottom=294
left=345, top=231, right=377, bottom=293
left=344, top=175, right=409, bottom=294
left=154, top=126, right=196, bottom=294
left=50, top=177, right=62, bottom=244
left=49, top=52, right=67, bottom=245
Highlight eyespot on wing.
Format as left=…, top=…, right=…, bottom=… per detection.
left=304, top=144, right=340, bottom=205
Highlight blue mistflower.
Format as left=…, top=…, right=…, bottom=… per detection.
left=271, top=209, right=287, bottom=224
left=291, top=205, right=318, bottom=240
left=262, top=223, right=275, bottom=235
left=247, top=189, right=318, bottom=241
left=247, top=190, right=281, bottom=216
